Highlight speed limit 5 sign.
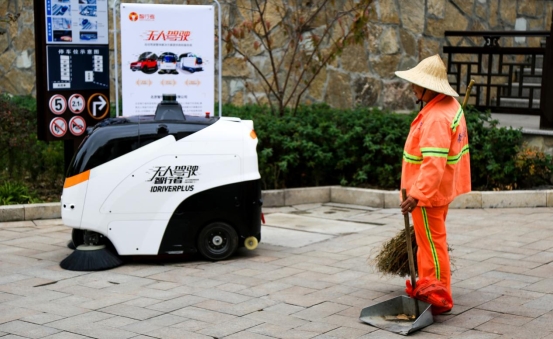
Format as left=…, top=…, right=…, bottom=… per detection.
left=49, top=94, right=67, bottom=115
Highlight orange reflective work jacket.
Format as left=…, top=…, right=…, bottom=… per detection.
left=401, top=94, right=471, bottom=207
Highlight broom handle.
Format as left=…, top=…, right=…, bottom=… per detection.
left=402, top=188, right=419, bottom=317
left=462, top=79, right=475, bottom=109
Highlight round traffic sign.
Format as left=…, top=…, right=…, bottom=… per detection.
left=68, top=94, right=85, bottom=114
left=49, top=94, right=67, bottom=115
left=49, top=117, right=67, bottom=138
left=69, top=116, right=86, bottom=136
left=87, top=93, right=110, bottom=120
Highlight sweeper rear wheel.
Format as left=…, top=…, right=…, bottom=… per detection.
left=197, top=222, right=238, bottom=261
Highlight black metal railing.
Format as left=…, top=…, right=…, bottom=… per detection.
left=443, top=30, right=553, bottom=129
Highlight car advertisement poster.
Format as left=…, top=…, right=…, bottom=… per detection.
left=120, top=4, right=215, bottom=117
left=45, top=0, right=109, bottom=45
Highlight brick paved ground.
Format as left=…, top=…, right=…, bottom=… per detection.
left=1, top=204, right=553, bottom=338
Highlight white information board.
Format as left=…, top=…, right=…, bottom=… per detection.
left=120, top=4, right=215, bottom=117
left=45, top=0, right=109, bottom=44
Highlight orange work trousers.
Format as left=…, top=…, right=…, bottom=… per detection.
left=411, top=205, right=452, bottom=297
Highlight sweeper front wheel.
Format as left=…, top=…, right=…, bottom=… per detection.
left=197, top=222, right=238, bottom=261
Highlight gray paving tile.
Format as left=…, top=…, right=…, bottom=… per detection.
left=214, top=297, right=278, bottom=316
left=145, top=295, right=206, bottom=312
left=446, top=330, right=500, bottom=338
left=227, top=331, right=275, bottom=339
left=356, top=329, right=406, bottom=338
left=523, top=279, right=553, bottom=293
left=523, top=294, right=553, bottom=311
left=479, top=285, right=545, bottom=299
left=248, top=323, right=319, bottom=339
left=198, top=317, right=261, bottom=337
left=487, top=313, right=534, bottom=326
left=322, top=314, right=372, bottom=330
left=145, top=326, right=213, bottom=339
left=244, top=310, right=308, bottom=329
left=170, top=319, right=210, bottom=332
left=421, top=322, right=468, bottom=336
left=453, top=291, right=501, bottom=308
left=479, top=299, right=549, bottom=318
left=0, top=320, right=60, bottom=338
left=93, top=315, right=138, bottom=328
left=443, top=309, right=502, bottom=329
left=0, top=305, right=41, bottom=324
left=61, top=323, right=137, bottom=339
left=476, top=321, right=550, bottom=338
left=292, top=302, right=350, bottom=321
left=525, top=313, right=553, bottom=332
left=41, top=332, right=91, bottom=339
left=100, top=304, right=163, bottom=320
left=19, top=313, right=65, bottom=325
left=171, top=306, right=236, bottom=324
left=47, top=311, right=113, bottom=331
left=193, top=288, right=252, bottom=304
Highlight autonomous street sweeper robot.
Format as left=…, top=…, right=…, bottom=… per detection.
left=60, top=95, right=262, bottom=271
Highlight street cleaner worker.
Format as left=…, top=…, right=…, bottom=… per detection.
left=395, top=54, right=471, bottom=314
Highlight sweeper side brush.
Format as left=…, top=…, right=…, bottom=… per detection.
left=60, top=230, right=123, bottom=271
left=60, top=245, right=123, bottom=271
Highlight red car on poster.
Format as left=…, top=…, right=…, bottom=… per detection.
left=130, top=52, right=158, bottom=74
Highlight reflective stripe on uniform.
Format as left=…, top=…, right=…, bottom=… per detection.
left=403, top=151, right=423, bottom=164
left=420, top=147, right=449, bottom=158
left=451, top=107, right=464, bottom=133
left=421, top=207, right=441, bottom=280
left=447, top=144, right=470, bottom=164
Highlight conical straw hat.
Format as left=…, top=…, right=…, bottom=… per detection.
left=395, top=54, right=459, bottom=97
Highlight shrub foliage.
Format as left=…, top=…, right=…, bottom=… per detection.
left=0, top=94, right=65, bottom=202
left=0, top=95, right=551, bottom=205
left=229, top=103, right=553, bottom=190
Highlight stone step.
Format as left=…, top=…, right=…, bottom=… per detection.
left=514, top=68, right=542, bottom=83
left=529, top=55, right=544, bottom=69
left=492, top=97, right=540, bottom=109
left=501, top=83, right=541, bottom=98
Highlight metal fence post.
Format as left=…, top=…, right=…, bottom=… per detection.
left=540, top=11, right=553, bottom=129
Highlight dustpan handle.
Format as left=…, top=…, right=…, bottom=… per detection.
left=402, top=189, right=418, bottom=293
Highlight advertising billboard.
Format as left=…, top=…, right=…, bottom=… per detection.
left=120, top=4, right=215, bottom=116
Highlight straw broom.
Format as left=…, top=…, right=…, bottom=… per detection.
left=372, top=80, right=474, bottom=277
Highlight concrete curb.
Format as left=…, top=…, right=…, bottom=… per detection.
left=261, top=186, right=553, bottom=209
left=0, top=203, right=61, bottom=222
left=1, top=187, right=552, bottom=222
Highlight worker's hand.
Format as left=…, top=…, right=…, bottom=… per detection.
left=401, top=196, right=419, bottom=215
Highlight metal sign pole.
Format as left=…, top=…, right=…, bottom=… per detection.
left=111, top=0, right=223, bottom=117
left=113, top=0, right=120, bottom=117
left=213, top=0, right=222, bottom=117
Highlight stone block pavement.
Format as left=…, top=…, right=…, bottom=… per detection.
left=1, top=203, right=553, bottom=338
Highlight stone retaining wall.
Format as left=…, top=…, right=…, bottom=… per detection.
left=1, top=0, right=552, bottom=111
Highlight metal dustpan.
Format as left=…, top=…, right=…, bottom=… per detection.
left=359, top=189, right=434, bottom=335
left=359, top=296, right=433, bottom=335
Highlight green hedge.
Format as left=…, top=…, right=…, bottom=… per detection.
left=0, top=95, right=551, bottom=205
left=228, top=104, right=553, bottom=191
